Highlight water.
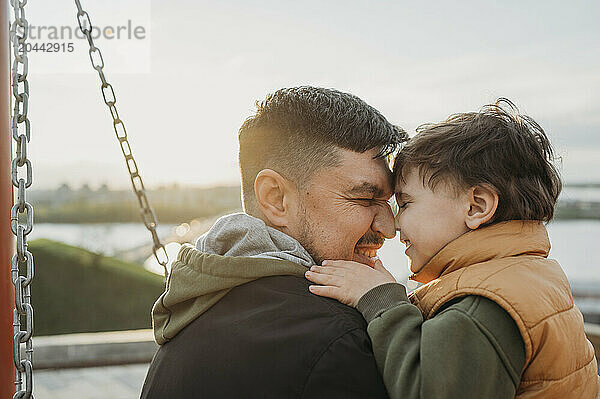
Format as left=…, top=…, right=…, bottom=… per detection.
left=561, top=186, right=600, bottom=202
left=29, top=220, right=599, bottom=286
left=29, top=223, right=176, bottom=257
left=379, top=220, right=600, bottom=286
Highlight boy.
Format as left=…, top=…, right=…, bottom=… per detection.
left=305, top=99, right=599, bottom=398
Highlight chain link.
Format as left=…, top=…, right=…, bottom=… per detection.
left=73, top=0, right=169, bottom=277
left=9, top=0, right=35, bottom=396
left=7, top=2, right=167, bottom=396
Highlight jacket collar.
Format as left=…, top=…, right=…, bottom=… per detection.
left=409, top=220, right=550, bottom=284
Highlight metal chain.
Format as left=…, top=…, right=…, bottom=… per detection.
left=73, top=0, right=169, bottom=278
left=9, top=0, right=35, bottom=397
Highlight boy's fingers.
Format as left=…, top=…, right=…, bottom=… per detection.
left=308, top=285, right=342, bottom=300
left=351, top=253, right=377, bottom=268
left=305, top=271, right=342, bottom=287
left=323, top=260, right=353, bottom=267
left=324, top=259, right=370, bottom=269
left=310, top=265, right=344, bottom=275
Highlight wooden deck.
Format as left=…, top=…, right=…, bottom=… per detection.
left=22, top=324, right=600, bottom=398
left=34, top=363, right=149, bottom=399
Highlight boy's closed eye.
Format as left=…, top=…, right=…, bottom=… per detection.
left=394, top=193, right=413, bottom=212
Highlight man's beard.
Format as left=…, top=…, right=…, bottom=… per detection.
left=296, top=209, right=325, bottom=265
left=294, top=204, right=385, bottom=265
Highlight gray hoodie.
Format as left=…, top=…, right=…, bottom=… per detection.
left=196, top=212, right=315, bottom=265
left=152, top=213, right=314, bottom=344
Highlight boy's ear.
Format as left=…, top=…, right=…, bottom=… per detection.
left=254, top=169, right=296, bottom=228
left=465, top=184, right=499, bottom=229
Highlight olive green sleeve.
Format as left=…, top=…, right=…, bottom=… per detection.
left=356, top=284, right=525, bottom=399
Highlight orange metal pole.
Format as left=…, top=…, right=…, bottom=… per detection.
left=0, top=0, right=15, bottom=397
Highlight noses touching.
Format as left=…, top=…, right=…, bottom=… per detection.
left=371, top=202, right=397, bottom=240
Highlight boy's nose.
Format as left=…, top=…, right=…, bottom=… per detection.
left=394, top=212, right=402, bottom=232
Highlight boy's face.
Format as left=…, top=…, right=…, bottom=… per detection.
left=394, top=168, right=470, bottom=274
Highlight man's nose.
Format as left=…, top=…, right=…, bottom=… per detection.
left=372, top=202, right=396, bottom=239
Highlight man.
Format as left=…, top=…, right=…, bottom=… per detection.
left=141, top=87, right=407, bottom=398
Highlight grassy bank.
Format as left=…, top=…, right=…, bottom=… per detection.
left=35, top=202, right=241, bottom=224
left=27, top=239, right=165, bottom=336
left=34, top=185, right=242, bottom=224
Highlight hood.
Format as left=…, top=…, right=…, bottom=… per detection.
left=196, top=212, right=315, bottom=266
left=409, top=220, right=550, bottom=284
left=152, top=213, right=313, bottom=344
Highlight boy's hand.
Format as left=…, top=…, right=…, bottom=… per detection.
left=305, top=259, right=396, bottom=307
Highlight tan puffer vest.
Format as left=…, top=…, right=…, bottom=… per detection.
left=408, top=221, right=598, bottom=398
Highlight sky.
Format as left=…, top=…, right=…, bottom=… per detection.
left=11, top=0, right=600, bottom=189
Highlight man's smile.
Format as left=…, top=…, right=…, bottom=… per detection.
left=354, top=244, right=383, bottom=258
left=354, top=232, right=386, bottom=258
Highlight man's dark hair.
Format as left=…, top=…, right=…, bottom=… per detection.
left=393, top=98, right=562, bottom=223
left=239, top=86, right=407, bottom=214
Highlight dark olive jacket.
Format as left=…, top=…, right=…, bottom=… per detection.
left=141, top=272, right=388, bottom=398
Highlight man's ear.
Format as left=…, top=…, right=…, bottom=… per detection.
left=254, top=169, right=297, bottom=228
left=465, top=184, right=499, bottom=229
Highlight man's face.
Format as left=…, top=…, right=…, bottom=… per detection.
left=290, top=148, right=396, bottom=264
left=394, top=168, right=469, bottom=274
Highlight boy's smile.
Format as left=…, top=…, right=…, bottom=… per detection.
left=394, top=168, right=470, bottom=274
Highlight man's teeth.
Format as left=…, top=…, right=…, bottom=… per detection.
left=354, top=248, right=378, bottom=258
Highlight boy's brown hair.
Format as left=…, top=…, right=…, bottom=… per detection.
left=393, top=98, right=562, bottom=223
